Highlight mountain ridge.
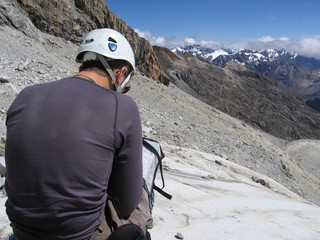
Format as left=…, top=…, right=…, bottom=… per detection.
left=155, top=45, right=320, bottom=141
left=172, top=45, right=320, bottom=111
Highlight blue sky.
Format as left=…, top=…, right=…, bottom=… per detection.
left=106, top=0, right=320, bottom=58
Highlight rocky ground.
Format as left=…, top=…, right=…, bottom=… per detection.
left=148, top=145, right=320, bottom=240
left=0, top=25, right=320, bottom=208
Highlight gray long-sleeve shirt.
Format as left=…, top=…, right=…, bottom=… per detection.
left=5, top=77, right=143, bottom=240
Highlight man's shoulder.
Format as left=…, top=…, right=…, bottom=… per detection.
left=115, top=92, right=137, bottom=105
left=115, top=93, right=140, bottom=115
left=19, top=78, right=66, bottom=92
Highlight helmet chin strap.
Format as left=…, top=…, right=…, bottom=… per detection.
left=97, top=54, right=124, bottom=93
left=119, top=74, right=131, bottom=90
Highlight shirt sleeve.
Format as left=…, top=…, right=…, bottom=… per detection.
left=107, top=94, right=143, bottom=218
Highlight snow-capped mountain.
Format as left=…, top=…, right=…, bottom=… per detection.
left=171, top=45, right=320, bottom=112
left=171, top=45, right=317, bottom=68
left=172, top=45, right=235, bottom=62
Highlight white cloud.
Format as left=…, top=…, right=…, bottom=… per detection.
left=299, top=36, right=320, bottom=57
left=198, top=40, right=221, bottom=49
left=134, top=29, right=153, bottom=41
left=184, top=37, right=196, bottom=45
left=134, top=29, right=320, bottom=59
left=258, top=36, right=274, bottom=42
left=134, top=28, right=168, bottom=47
left=226, top=36, right=320, bottom=59
left=154, top=36, right=166, bottom=45
left=134, top=29, right=222, bottom=49
left=279, top=37, right=290, bottom=41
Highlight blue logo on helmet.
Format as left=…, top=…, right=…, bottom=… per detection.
left=108, top=42, right=117, bottom=52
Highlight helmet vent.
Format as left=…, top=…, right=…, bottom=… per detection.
left=85, top=38, right=94, bottom=44
left=108, top=37, right=117, bottom=43
left=108, top=37, right=117, bottom=52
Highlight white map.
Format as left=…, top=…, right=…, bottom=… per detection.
left=142, top=139, right=161, bottom=193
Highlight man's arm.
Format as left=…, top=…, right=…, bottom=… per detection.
left=107, top=96, right=143, bottom=218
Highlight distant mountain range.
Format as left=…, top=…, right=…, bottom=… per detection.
left=155, top=45, right=320, bottom=141
left=172, top=45, right=320, bottom=112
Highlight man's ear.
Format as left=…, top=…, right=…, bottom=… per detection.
left=115, top=66, right=127, bottom=85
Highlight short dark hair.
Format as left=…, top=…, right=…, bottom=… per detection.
left=79, top=59, right=132, bottom=78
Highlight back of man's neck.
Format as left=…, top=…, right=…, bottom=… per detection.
left=77, top=70, right=114, bottom=90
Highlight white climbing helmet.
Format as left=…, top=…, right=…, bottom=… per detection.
left=76, top=28, right=135, bottom=71
left=76, top=28, right=135, bottom=92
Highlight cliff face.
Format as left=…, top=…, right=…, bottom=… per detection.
left=0, top=0, right=162, bottom=81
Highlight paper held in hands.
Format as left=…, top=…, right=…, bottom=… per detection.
left=142, top=139, right=161, bottom=194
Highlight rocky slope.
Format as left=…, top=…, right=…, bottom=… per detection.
left=0, top=25, right=320, bottom=208
left=0, top=0, right=163, bottom=82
